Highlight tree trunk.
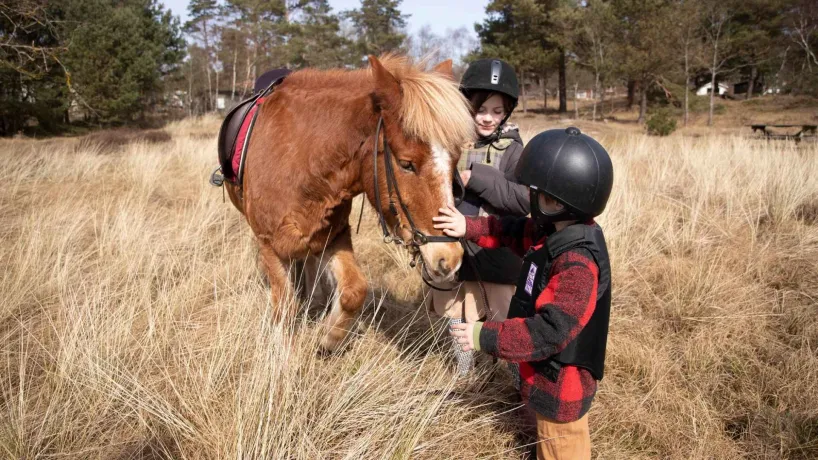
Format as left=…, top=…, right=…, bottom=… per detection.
left=684, top=42, right=690, bottom=127
left=242, top=50, right=252, bottom=98
left=638, top=81, right=647, bottom=124
left=611, top=87, right=616, bottom=113
left=746, top=65, right=757, bottom=99
left=627, top=80, right=636, bottom=108
left=558, top=49, right=567, bottom=113
left=252, top=41, right=258, bottom=90
left=600, top=88, right=606, bottom=119
left=203, top=19, right=213, bottom=112
left=574, top=82, right=579, bottom=119
left=187, top=60, right=194, bottom=117
left=709, top=34, right=720, bottom=127
left=592, top=72, right=600, bottom=122
left=520, top=71, right=527, bottom=113
left=231, top=47, right=237, bottom=101
left=540, top=72, right=547, bottom=111
left=708, top=71, right=716, bottom=126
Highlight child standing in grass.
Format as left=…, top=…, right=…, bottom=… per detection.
left=431, top=58, right=529, bottom=375
left=434, top=127, right=614, bottom=460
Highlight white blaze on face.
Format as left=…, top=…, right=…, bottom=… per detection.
left=431, top=142, right=454, bottom=207
left=422, top=142, right=462, bottom=281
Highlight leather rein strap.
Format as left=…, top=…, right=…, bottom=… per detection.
left=372, top=117, right=458, bottom=247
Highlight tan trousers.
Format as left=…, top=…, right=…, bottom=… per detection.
left=429, top=281, right=515, bottom=322
left=536, top=412, right=591, bottom=460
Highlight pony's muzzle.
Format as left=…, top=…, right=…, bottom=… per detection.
left=436, top=258, right=453, bottom=278
left=420, top=242, right=463, bottom=283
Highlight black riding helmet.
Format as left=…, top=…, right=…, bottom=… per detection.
left=460, top=59, right=519, bottom=126
left=515, top=127, right=613, bottom=223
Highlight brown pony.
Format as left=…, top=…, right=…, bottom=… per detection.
left=225, top=55, right=474, bottom=351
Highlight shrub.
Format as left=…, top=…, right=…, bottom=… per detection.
left=646, top=107, right=678, bottom=136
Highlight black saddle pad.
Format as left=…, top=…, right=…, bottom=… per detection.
left=217, top=69, right=291, bottom=183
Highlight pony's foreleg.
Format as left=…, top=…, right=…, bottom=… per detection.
left=257, top=241, right=295, bottom=322
left=320, top=227, right=367, bottom=352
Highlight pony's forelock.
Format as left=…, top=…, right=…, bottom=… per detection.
left=375, top=55, right=474, bottom=155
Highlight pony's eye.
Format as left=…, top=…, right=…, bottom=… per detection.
left=398, top=160, right=415, bottom=173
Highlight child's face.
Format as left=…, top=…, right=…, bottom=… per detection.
left=537, top=193, right=565, bottom=214
left=474, top=94, right=506, bottom=137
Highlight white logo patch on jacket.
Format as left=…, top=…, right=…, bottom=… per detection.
left=525, top=263, right=538, bottom=295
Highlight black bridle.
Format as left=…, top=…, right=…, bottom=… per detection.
left=368, top=117, right=493, bottom=324
left=371, top=117, right=459, bottom=248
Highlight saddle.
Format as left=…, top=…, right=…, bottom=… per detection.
left=211, top=69, right=290, bottom=187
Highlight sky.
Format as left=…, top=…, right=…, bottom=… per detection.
left=160, top=0, right=490, bottom=38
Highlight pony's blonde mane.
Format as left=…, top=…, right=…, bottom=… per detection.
left=377, top=55, right=475, bottom=154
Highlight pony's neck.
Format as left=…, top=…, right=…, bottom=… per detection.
left=280, top=69, right=384, bottom=200
left=348, top=114, right=381, bottom=198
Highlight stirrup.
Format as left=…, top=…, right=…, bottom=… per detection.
left=209, top=166, right=225, bottom=187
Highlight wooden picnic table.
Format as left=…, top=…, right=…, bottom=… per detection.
left=749, top=124, right=817, bottom=141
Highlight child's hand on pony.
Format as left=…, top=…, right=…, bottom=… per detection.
left=433, top=203, right=466, bottom=238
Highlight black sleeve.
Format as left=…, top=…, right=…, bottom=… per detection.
left=465, top=142, right=530, bottom=216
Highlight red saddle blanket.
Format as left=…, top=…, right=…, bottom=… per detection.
left=230, top=97, right=265, bottom=178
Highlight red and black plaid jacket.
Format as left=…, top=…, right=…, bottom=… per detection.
left=466, top=215, right=600, bottom=422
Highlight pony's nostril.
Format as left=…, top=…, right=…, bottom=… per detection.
left=437, top=258, right=451, bottom=276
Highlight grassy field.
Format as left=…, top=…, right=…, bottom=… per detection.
left=2, top=110, right=818, bottom=458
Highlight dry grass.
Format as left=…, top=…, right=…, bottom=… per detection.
left=78, top=128, right=173, bottom=154
left=2, top=115, right=818, bottom=459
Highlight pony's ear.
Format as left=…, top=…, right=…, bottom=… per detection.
left=369, top=55, right=401, bottom=112
left=432, top=59, right=454, bottom=80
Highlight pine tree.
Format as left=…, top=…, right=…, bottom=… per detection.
left=288, top=0, right=353, bottom=68
left=474, top=0, right=533, bottom=112
left=223, top=0, right=287, bottom=97
left=344, top=0, right=408, bottom=58
left=475, top=0, right=569, bottom=113
left=573, top=0, right=618, bottom=120
left=216, top=26, right=249, bottom=101
left=731, top=0, right=790, bottom=99
left=546, top=0, right=582, bottom=113
left=782, top=0, right=818, bottom=95
left=610, top=0, right=678, bottom=123
left=63, top=0, right=184, bottom=123
left=185, top=0, right=219, bottom=111
left=0, top=0, right=68, bottom=135
left=675, top=0, right=702, bottom=126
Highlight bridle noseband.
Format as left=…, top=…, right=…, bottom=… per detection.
left=372, top=117, right=459, bottom=249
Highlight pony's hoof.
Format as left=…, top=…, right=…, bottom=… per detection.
left=318, top=335, right=341, bottom=356
left=316, top=344, right=334, bottom=359
left=318, top=332, right=353, bottom=357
